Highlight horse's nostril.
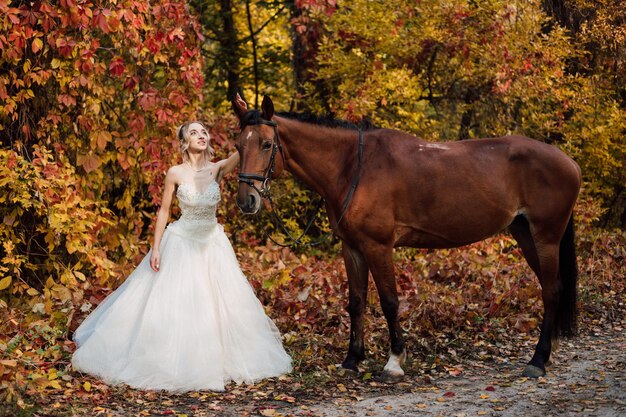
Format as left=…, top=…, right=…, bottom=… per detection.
left=237, top=194, right=256, bottom=213
left=247, top=194, right=256, bottom=211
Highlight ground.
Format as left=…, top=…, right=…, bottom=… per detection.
left=33, top=316, right=623, bottom=417
left=305, top=325, right=625, bottom=417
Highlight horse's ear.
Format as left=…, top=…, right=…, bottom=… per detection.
left=261, top=95, right=274, bottom=120
left=232, top=93, right=247, bottom=119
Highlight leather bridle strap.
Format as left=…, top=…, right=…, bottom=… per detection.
left=237, top=117, right=280, bottom=196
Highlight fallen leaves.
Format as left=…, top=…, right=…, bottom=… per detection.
left=0, top=215, right=624, bottom=416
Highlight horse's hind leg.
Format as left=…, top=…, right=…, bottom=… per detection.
left=509, top=215, right=541, bottom=277
left=364, top=244, right=406, bottom=382
left=341, top=241, right=369, bottom=372
left=523, top=235, right=562, bottom=378
left=509, top=215, right=555, bottom=377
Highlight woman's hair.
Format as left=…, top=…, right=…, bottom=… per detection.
left=175, top=121, right=214, bottom=163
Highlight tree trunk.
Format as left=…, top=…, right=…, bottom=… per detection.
left=220, top=0, right=240, bottom=100
left=540, top=0, right=585, bottom=34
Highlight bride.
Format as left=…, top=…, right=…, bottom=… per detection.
left=71, top=116, right=292, bottom=392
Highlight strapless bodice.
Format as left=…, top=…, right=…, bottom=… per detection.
left=177, top=182, right=220, bottom=222
left=166, top=182, right=221, bottom=242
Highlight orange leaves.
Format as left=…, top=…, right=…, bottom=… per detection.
left=91, top=130, right=112, bottom=151
left=116, top=151, right=136, bottom=171
left=57, top=94, right=76, bottom=108
left=91, top=8, right=120, bottom=34
left=166, top=27, right=185, bottom=43
left=77, top=153, right=100, bottom=173
left=31, top=37, right=43, bottom=53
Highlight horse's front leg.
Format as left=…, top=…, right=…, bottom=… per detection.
left=340, top=241, right=369, bottom=373
left=366, top=244, right=406, bottom=382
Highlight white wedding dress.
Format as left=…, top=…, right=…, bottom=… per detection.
left=72, top=181, right=292, bottom=392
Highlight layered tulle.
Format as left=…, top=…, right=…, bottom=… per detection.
left=72, top=182, right=291, bottom=392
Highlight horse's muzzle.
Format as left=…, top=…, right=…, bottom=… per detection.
left=236, top=192, right=260, bottom=214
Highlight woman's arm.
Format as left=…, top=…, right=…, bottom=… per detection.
left=150, top=168, right=177, bottom=272
left=215, top=93, right=245, bottom=183
left=215, top=151, right=240, bottom=183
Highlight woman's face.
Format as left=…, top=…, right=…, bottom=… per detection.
left=186, top=122, right=210, bottom=153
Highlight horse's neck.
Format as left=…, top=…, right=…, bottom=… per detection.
left=278, top=118, right=358, bottom=198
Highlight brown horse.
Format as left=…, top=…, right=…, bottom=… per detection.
left=232, top=96, right=581, bottom=380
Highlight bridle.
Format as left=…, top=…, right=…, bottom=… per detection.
left=237, top=113, right=364, bottom=247
left=237, top=114, right=282, bottom=198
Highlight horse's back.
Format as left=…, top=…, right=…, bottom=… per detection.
left=367, top=131, right=580, bottom=191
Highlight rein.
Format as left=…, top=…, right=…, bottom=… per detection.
left=237, top=115, right=364, bottom=247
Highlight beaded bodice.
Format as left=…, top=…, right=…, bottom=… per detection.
left=177, top=182, right=221, bottom=222
left=166, top=182, right=221, bottom=242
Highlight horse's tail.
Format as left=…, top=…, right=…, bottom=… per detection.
left=556, top=214, right=578, bottom=338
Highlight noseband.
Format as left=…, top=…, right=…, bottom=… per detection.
left=237, top=114, right=282, bottom=197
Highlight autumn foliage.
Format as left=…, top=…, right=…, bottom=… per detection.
left=0, top=0, right=625, bottom=414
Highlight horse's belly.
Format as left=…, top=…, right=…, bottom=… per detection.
left=394, top=231, right=474, bottom=249
left=393, top=218, right=512, bottom=249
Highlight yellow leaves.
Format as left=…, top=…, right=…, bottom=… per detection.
left=31, top=38, right=43, bottom=54
left=48, top=380, right=63, bottom=390
left=0, top=276, right=12, bottom=291
left=83, top=381, right=92, bottom=392
left=51, top=284, right=72, bottom=303
left=45, top=277, right=55, bottom=289
left=60, top=270, right=77, bottom=286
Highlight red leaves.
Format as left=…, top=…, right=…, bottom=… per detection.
left=91, top=9, right=110, bottom=33
left=123, top=75, right=138, bottom=91
left=108, top=56, right=125, bottom=77
left=55, top=37, right=76, bottom=57
left=137, top=89, right=159, bottom=111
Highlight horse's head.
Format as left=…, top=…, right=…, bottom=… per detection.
left=232, top=95, right=285, bottom=214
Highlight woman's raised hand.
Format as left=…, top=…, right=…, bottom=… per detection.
left=235, top=93, right=247, bottom=111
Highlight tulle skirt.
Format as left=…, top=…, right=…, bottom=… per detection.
left=71, top=220, right=292, bottom=392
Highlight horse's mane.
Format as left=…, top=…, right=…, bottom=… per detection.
left=241, top=110, right=377, bottom=131
left=278, top=112, right=377, bottom=131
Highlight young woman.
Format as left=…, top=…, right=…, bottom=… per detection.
left=71, top=117, right=292, bottom=392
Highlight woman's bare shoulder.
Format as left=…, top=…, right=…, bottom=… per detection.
left=165, top=164, right=186, bottom=183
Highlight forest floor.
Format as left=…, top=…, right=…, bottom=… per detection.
left=18, top=312, right=623, bottom=417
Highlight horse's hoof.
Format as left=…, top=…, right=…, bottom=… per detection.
left=337, top=361, right=360, bottom=376
left=341, top=367, right=360, bottom=378
left=522, top=364, right=546, bottom=378
left=376, top=370, right=404, bottom=383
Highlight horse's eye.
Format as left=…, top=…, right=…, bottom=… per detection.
left=262, top=141, right=272, bottom=150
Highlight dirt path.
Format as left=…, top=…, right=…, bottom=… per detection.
left=301, top=326, right=626, bottom=417
left=251, top=325, right=626, bottom=417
